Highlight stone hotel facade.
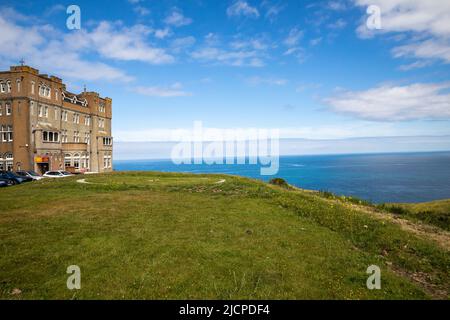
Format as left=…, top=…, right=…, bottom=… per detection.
left=0, top=65, right=113, bottom=174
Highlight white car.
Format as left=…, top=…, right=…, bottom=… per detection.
left=16, top=170, right=44, bottom=181
left=43, top=170, right=73, bottom=178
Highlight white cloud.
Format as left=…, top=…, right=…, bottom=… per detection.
left=398, top=60, right=433, bottom=71
left=327, top=18, right=347, bottom=29
left=192, top=34, right=268, bottom=67
left=164, top=8, right=192, bottom=27
left=284, top=28, right=303, bottom=47
left=283, top=46, right=308, bottom=63
left=227, top=1, right=260, bottom=18
left=154, top=28, right=172, bottom=39
left=392, top=39, right=450, bottom=64
left=191, top=47, right=264, bottom=67
left=230, top=37, right=269, bottom=51
left=133, top=6, right=150, bottom=16
left=261, top=1, right=285, bottom=21
left=204, top=33, right=220, bottom=46
left=44, top=4, right=66, bottom=16
left=170, top=36, right=196, bottom=52
left=246, top=76, right=288, bottom=86
left=310, top=37, right=323, bottom=46
left=65, top=21, right=174, bottom=64
left=134, top=83, right=192, bottom=97
left=326, top=1, right=347, bottom=11
left=325, top=82, right=450, bottom=121
left=113, top=122, right=444, bottom=143
left=354, top=0, right=450, bottom=67
left=0, top=13, right=132, bottom=81
left=355, top=0, right=450, bottom=38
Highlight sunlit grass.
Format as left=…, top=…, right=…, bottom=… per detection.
left=0, top=172, right=448, bottom=299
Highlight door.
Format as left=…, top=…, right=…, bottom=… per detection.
left=37, top=163, right=49, bottom=175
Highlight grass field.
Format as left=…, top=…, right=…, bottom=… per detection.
left=0, top=172, right=449, bottom=299
left=380, top=200, right=450, bottom=231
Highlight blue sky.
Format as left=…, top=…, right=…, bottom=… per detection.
left=1, top=0, right=450, bottom=157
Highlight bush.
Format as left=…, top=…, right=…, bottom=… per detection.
left=379, top=204, right=410, bottom=215
left=269, top=178, right=289, bottom=188
left=319, top=190, right=336, bottom=199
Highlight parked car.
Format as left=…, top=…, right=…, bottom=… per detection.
left=16, top=170, right=44, bottom=181
left=0, top=171, right=32, bottom=184
left=43, top=170, right=73, bottom=178
left=0, top=178, right=14, bottom=187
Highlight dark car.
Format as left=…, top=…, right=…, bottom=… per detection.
left=0, top=171, right=32, bottom=184
left=0, top=178, right=14, bottom=187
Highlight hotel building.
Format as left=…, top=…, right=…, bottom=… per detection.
left=0, top=65, right=113, bottom=174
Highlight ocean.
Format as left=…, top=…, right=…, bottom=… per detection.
left=114, top=151, right=450, bottom=203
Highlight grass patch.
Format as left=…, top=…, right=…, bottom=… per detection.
left=0, top=172, right=448, bottom=299
left=379, top=201, right=450, bottom=231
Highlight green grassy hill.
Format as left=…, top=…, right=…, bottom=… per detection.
left=0, top=172, right=449, bottom=299
left=380, top=200, right=450, bottom=231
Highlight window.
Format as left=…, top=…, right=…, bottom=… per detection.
left=64, top=154, right=72, bottom=168
left=7, top=81, right=11, bottom=93
left=73, top=113, right=80, bottom=124
left=0, top=152, right=13, bottom=171
left=61, top=110, right=68, bottom=122
left=0, top=81, right=6, bottom=93
left=5, top=153, right=13, bottom=171
left=99, top=118, right=105, bottom=128
left=73, top=131, right=80, bottom=143
left=73, top=153, right=80, bottom=169
left=17, top=79, right=21, bottom=93
left=61, top=130, right=68, bottom=143
left=7, top=126, right=12, bottom=142
left=38, top=84, right=51, bottom=98
left=85, top=154, right=90, bottom=169
left=0, top=104, right=2, bottom=116
left=103, top=152, right=112, bottom=169
left=30, top=101, right=34, bottom=115
left=103, top=137, right=112, bottom=146
left=84, top=116, right=90, bottom=126
left=1, top=126, right=6, bottom=142
left=84, top=133, right=90, bottom=145
left=80, top=153, right=89, bottom=169
left=55, top=89, right=58, bottom=101
left=6, top=103, right=11, bottom=115
left=31, top=81, right=35, bottom=94
left=99, top=101, right=105, bottom=113
left=0, top=126, right=13, bottom=142
left=38, top=104, right=48, bottom=117
left=54, top=107, right=58, bottom=120
left=42, top=131, right=59, bottom=142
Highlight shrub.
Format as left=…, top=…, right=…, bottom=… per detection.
left=269, top=178, right=289, bottom=188
left=380, top=205, right=410, bottom=215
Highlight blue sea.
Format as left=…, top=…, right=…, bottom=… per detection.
left=114, top=151, right=450, bottom=203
